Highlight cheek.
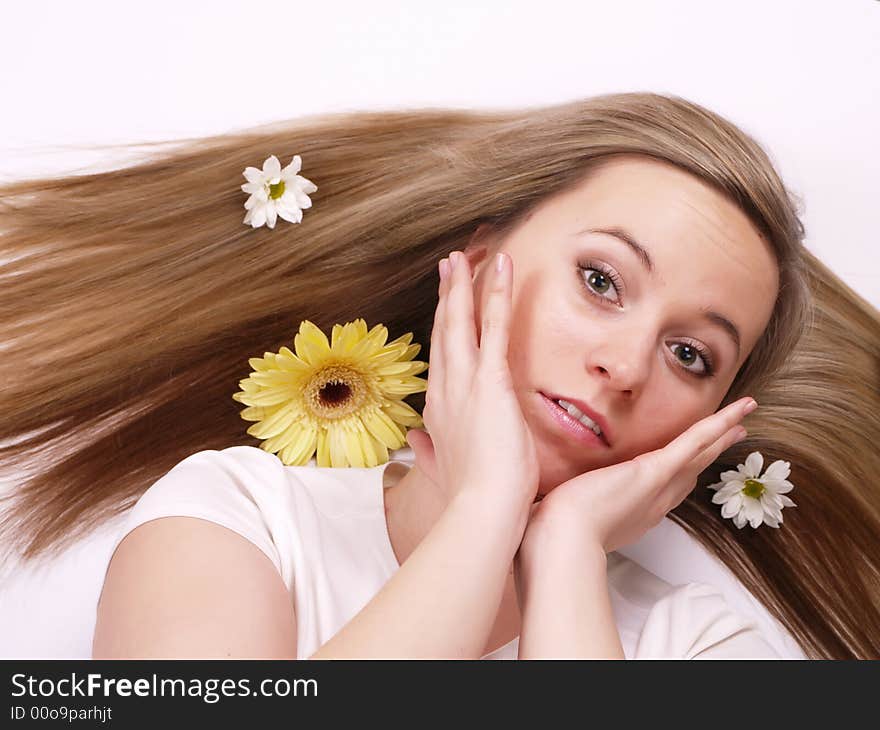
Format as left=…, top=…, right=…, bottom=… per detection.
left=504, top=323, right=533, bottom=392
left=506, top=286, right=580, bottom=380
left=488, top=279, right=556, bottom=376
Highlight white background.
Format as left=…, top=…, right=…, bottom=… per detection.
left=1, top=0, right=878, bottom=307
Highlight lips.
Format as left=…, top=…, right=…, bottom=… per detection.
left=540, top=391, right=613, bottom=447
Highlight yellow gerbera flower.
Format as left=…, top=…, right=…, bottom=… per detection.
left=232, top=319, right=428, bottom=468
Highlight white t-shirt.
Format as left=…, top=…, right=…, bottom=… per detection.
left=102, top=444, right=783, bottom=659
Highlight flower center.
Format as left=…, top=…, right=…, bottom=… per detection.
left=304, top=365, right=368, bottom=420
left=742, top=478, right=765, bottom=499
left=319, top=381, right=351, bottom=406
left=268, top=180, right=286, bottom=199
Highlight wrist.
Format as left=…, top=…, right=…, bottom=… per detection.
left=448, top=488, right=531, bottom=553
left=519, top=521, right=607, bottom=575
left=516, top=536, right=608, bottom=614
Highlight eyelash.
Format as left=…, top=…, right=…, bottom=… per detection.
left=576, top=260, right=716, bottom=378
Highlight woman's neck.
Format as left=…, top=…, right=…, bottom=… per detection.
left=381, top=460, right=448, bottom=566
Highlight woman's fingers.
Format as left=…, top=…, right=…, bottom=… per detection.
left=641, top=397, right=756, bottom=483
left=628, top=398, right=753, bottom=520
left=426, top=257, right=450, bottom=414
left=444, top=251, right=478, bottom=377
left=690, top=422, right=748, bottom=477
left=662, top=419, right=749, bottom=515
left=478, top=251, right=513, bottom=372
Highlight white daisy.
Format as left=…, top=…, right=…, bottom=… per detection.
left=707, top=451, right=797, bottom=529
left=241, top=154, right=318, bottom=229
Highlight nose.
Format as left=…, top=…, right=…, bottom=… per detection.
left=588, top=333, right=653, bottom=398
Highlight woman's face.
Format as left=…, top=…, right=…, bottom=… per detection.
left=467, top=155, right=780, bottom=493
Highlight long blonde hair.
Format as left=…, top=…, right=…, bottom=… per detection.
left=1, top=93, right=878, bottom=658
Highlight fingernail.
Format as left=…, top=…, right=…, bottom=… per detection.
left=449, top=251, right=460, bottom=270
left=735, top=425, right=748, bottom=441
left=743, top=398, right=758, bottom=414
left=495, top=252, right=505, bottom=273
left=439, top=258, right=449, bottom=280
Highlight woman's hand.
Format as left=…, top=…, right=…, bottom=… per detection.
left=516, top=396, right=757, bottom=564
left=407, top=249, right=540, bottom=524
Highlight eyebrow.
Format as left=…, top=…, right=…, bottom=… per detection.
left=579, top=226, right=656, bottom=275
left=700, top=309, right=742, bottom=359
left=576, top=225, right=742, bottom=359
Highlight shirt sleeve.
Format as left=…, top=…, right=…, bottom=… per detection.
left=633, top=582, right=782, bottom=659
left=102, top=446, right=294, bottom=591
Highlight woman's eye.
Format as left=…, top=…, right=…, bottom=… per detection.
left=581, top=266, right=621, bottom=302
left=670, top=342, right=713, bottom=377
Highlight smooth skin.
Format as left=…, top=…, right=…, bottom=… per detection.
left=93, top=154, right=778, bottom=658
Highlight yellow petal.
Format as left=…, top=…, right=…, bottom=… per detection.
left=370, top=434, right=389, bottom=464
left=237, top=405, right=269, bottom=422
left=363, top=408, right=406, bottom=449
left=329, top=426, right=348, bottom=468
left=356, top=422, right=379, bottom=467
left=236, top=379, right=261, bottom=394
left=360, top=431, right=381, bottom=468
left=402, top=343, right=421, bottom=360
left=279, top=423, right=318, bottom=465
left=342, top=424, right=366, bottom=468
left=248, top=356, right=271, bottom=372
left=249, top=370, right=302, bottom=388
left=333, top=321, right=366, bottom=357
left=366, top=343, right=410, bottom=367
left=387, top=331, right=413, bottom=346
left=247, top=400, right=304, bottom=439
left=260, top=430, right=288, bottom=454
left=316, top=428, right=330, bottom=467
left=377, top=361, right=428, bottom=377
left=258, top=441, right=278, bottom=460
left=259, top=415, right=305, bottom=453
left=295, top=321, right=332, bottom=365
left=240, top=389, right=298, bottom=407
left=383, top=399, right=424, bottom=427
left=299, top=319, right=330, bottom=347
left=349, top=324, right=388, bottom=359
left=379, top=377, right=428, bottom=397
left=277, top=346, right=312, bottom=372
left=330, top=323, right=345, bottom=351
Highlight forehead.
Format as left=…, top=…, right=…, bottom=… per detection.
left=518, top=156, right=780, bottom=363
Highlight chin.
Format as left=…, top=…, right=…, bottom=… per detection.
left=534, top=437, right=630, bottom=495
left=535, top=453, right=592, bottom=495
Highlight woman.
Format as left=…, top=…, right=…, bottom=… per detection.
left=1, top=93, right=878, bottom=659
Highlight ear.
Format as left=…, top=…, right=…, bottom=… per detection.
left=463, top=223, right=494, bottom=277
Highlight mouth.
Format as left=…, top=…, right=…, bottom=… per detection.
left=539, top=392, right=612, bottom=448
